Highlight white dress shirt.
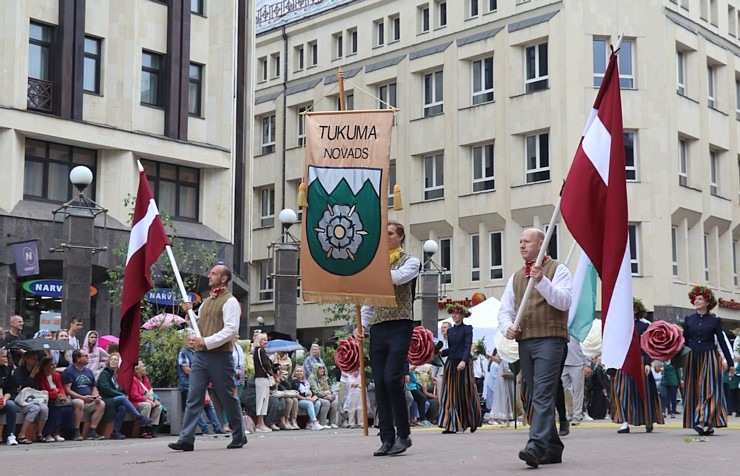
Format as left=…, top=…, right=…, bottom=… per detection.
left=197, top=296, right=241, bottom=350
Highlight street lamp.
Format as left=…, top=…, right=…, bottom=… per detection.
left=420, top=239, right=445, bottom=334
left=267, top=208, right=300, bottom=340
left=278, top=208, right=298, bottom=243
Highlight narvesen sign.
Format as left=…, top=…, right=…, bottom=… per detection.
left=23, top=279, right=98, bottom=298
left=145, top=288, right=201, bottom=305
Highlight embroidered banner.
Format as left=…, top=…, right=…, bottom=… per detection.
left=300, top=110, right=396, bottom=306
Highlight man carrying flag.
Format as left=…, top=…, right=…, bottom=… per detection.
left=560, top=40, right=646, bottom=418
left=118, top=167, right=169, bottom=396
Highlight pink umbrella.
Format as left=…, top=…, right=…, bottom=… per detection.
left=98, top=335, right=119, bottom=350
left=142, top=313, right=187, bottom=330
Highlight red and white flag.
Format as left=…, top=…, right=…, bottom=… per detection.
left=561, top=45, right=644, bottom=396
left=118, top=169, right=169, bottom=394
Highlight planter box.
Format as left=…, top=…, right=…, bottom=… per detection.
left=154, top=388, right=183, bottom=435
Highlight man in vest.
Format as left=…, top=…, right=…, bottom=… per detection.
left=169, top=265, right=246, bottom=452
left=498, top=228, right=572, bottom=468
left=354, top=221, right=420, bottom=456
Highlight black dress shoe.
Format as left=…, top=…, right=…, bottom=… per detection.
left=617, top=427, right=630, bottom=434
left=373, top=441, right=393, bottom=456
left=387, top=436, right=412, bottom=455
left=540, top=453, right=563, bottom=465
left=646, top=425, right=653, bottom=433
left=518, top=449, right=539, bottom=468
left=442, top=429, right=455, bottom=434
left=227, top=436, right=247, bottom=449
left=703, top=427, right=714, bottom=436
left=559, top=421, right=570, bottom=436
left=693, top=424, right=705, bottom=436
left=168, top=441, right=194, bottom=452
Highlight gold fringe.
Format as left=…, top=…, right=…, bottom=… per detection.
left=302, top=292, right=397, bottom=308
left=393, top=184, right=403, bottom=211
left=297, top=182, right=308, bottom=208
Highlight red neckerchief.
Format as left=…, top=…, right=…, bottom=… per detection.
left=209, top=287, right=225, bottom=298
left=525, top=255, right=548, bottom=277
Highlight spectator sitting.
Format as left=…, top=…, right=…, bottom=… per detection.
left=242, top=376, right=282, bottom=430
left=303, top=344, right=325, bottom=378
left=271, top=364, right=299, bottom=430
left=2, top=315, right=27, bottom=367
left=97, top=353, right=153, bottom=439
left=270, top=351, right=293, bottom=381
left=13, top=351, right=49, bottom=444
left=343, top=369, right=363, bottom=428
left=232, top=335, right=245, bottom=400
left=407, top=366, right=431, bottom=426
left=129, top=361, right=162, bottom=438
left=105, top=342, right=119, bottom=355
left=61, top=349, right=106, bottom=441
left=83, top=331, right=109, bottom=379
left=291, top=367, right=323, bottom=430
left=308, top=362, right=339, bottom=429
left=51, top=329, right=72, bottom=372
left=0, top=348, right=19, bottom=445
left=37, top=356, right=74, bottom=442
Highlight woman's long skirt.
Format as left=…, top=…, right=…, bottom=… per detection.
left=683, top=350, right=728, bottom=429
left=611, top=368, right=664, bottom=426
left=438, top=358, right=482, bottom=432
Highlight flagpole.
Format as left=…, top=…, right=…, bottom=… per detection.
left=564, top=240, right=578, bottom=267
left=136, top=160, right=201, bottom=338
left=512, top=198, right=562, bottom=330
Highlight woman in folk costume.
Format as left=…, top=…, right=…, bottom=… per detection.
left=611, top=298, right=664, bottom=433
left=438, top=303, right=482, bottom=434
left=682, top=286, right=735, bottom=435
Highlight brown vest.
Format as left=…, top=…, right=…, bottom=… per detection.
left=512, top=259, right=569, bottom=341
left=198, top=290, right=234, bottom=353
left=370, top=252, right=415, bottom=326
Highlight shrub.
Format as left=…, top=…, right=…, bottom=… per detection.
left=139, top=326, right=189, bottom=388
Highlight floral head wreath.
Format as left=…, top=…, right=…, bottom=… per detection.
left=446, top=303, right=471, bottom=317
left=633, top=297, right=647, bottom=319
left=688, top=285, right=717, bottom=311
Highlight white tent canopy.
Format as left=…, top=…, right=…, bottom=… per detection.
left=438, top=296, right=501, bottom=354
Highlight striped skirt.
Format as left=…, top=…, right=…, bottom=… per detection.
left=683, top=350, right=728, bottom=429
left=438, top=358, right=482, bottom=432
left=611, top=368, right=664, bottom=426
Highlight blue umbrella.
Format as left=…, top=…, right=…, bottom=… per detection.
left=264, top=339, right=305, bottom=354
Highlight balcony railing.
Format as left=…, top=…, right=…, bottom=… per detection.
left=27, top=78, right=53, bottom=112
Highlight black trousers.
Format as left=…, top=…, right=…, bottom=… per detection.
left=370, top=319, right=414, bottom=443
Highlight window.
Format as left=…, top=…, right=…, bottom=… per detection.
left=710, top=149, right=718, bottom=195
left=624, top=131, right=636, bottom=181
left=258, top=260, right=273, bottom=301
left=736, top=78, right=740, bottom=119
left=349, top=29, right=358, bottom=55
left=272, top=53, right=280, bottom=78
left=676, top=50, right=685, bottom=95
left=375, top=20, right=385, bottom=46
left=679, top=138, right=688, bottom=186
left=525, top=132, right=550, bottom=183
left=423, top=153, right=444, bottom=200
left=379, top=82, right=397, bottom=109
left=261, top=115, right=276, bottom=154
left=489, top=231, right=503, bottom=279
left=471, top=234, right=480, bottom=282
left=24, top=139, right=97, bottom=202
left=423, top=70, right=444, bottom=116
left=334, top=33, right=343, bottom=59
left=141, top=159, right=200, bottom=220
left=545, top=224, right=559, bottom=260
left=310, top=41, right=318, bottom=66
left=28, top=22, right=54, bottom=112
left=388, top=160, right=396, bottom=208
left=188, top=63, right=203, bottom=117
left=141, top=50, right=163, bottom=106
left=701, top=0, right=708, bottom=19
left=707, top=64, right=716, bottom=108
left=703, top=233, right=710, bottom=281
left=337, top=93, right=354, bottom=111
left=709, top=0, right=718, bottom=24
left=594, top=38, right=634, bottom=88
left=440, top=238, right=452, bottom=284
left=190, top=0, right=204, bottom=14
left=438, top=1, right=447, bottom=27
left=259, top=57, right=267, bottom=81
left=525, top=42, right=548, bottom=92
left=472, top=143, right=495, bottom=192
left=733, top=240, right=738, bottom=286
left=730, top=6, right=737, bottom=37
left=295, top=45, right=304, bottom=71
left=83, top=37, right=101, bottom=94
left=629, top=224, right=640, bottom=275
left=472, top=57, right=494, bottom=105
left=297, top=104, right=310, bottom=146
left=260, top=187, right=275, bottom=227
left=488, top=0, right=498, bottom=12
left=420, top=6, right=430, bottom=33
left=391, top=15, right=400, bottom=42
left=671, top=226, right=679, bottom=277
left=469, top=0, right=479, bottom=17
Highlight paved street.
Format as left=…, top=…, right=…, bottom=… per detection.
left=3, top=417, right=738, bottom=476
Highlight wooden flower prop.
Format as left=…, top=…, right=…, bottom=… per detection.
left=582, top=318, right=603, bottom=359
left=334, top=336, right=360, bottom=372
left=640, top=320, right=685, bottom=362
left=407, top=326, right=435, bottom=366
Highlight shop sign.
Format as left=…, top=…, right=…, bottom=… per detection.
left=23, top=279, right=98, bottom=298
left=13, top=241, right=39, bottom=277
left=39, top=312, right=62, bottom=332
left=145, top=288, right=201, bottom=305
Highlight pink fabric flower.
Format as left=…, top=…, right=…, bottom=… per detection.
left=640, top=321, right=685, bottom=361
left=407, top=326, right=435, bottom=366
left=334, top=337, right=360, bottom=372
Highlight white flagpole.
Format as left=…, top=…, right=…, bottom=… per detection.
left=512, top=198, right=562, bottom=330
left=137, top=160, right=201, bottom=338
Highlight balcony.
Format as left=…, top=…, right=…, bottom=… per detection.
left=27, top=78, right=53, bottom=112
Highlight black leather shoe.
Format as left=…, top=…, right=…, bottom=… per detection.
left=559, top=421, right=570, bottom=436
left=540, top=453, right=563, bottom=465
left=703, top=427, right=714, bottom=436
left=617, top=427, right=630, bottom=434
left=168, top=441, right=194, bottom=452
left=373, top=441, right=393, bottom=456
left=693, top=424, right=705, bottom=436
left=227, top=436, right=247, bottom=449
left=387, top=436, right=412, bottom=455
left=646, top=425, right=653, bottom=433
left=518, top=449, right=539, bottom=468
